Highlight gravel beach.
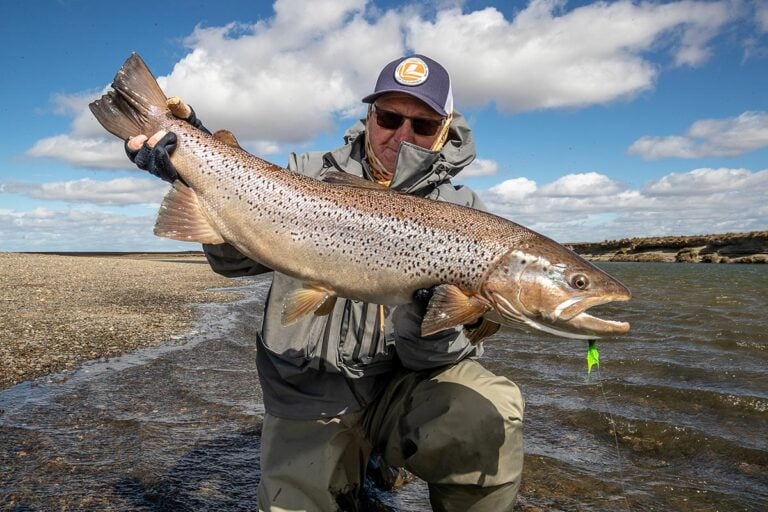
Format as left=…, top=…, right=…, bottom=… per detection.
left=0, top=252, right=242, bottom=390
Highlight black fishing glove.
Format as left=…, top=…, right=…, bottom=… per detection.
left=412, top=287, right=435, bottom=317
left=183, top=106, right=211, bottom=135
left=125, top=132, right=179, bottom=183
left=125, top=102, right=211, bottom=182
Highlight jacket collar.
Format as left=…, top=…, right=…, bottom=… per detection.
left=327, top=111, right=476, bottom=194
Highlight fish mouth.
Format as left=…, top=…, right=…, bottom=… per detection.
left=490, top=291, right=631, bottom=340
left=549, top=293, right=631, bottom=338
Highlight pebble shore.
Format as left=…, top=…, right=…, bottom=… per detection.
left=0, top=253, right=242, bottom=390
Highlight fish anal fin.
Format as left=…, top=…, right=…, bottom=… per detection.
left=282, top=284, right=337, bottom=326
left=322, top=171, right=392, bottom=190
left=464, top=318, right=501, bottom=345
left=420, top=284, right=490, bottom=337
left=154, top=181, right=225, bottom=244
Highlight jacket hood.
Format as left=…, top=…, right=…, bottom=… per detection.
left=337, top=111, right=477, bottom=194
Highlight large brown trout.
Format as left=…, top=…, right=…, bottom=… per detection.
left=89, top=53, right=631, bottom=340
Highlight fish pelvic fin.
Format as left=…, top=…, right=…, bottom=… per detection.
left=421, top=284, right=491, bottom=337
left=282, top=284, right=337, bottom=326
left=154, top=181, right=225, bottom=244
left=464, top=318, right=501, bottom=345
left=88, top=53, right=168, bottom=140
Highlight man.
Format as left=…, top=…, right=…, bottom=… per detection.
left=127, top=55, right=524, bottom=512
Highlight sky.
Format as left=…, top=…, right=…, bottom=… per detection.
left=1, top=0, right=767, bottom=252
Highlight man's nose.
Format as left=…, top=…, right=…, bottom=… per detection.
left=393, top=120, right=416, bottom=144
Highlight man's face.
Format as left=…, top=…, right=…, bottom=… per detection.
left=367, top=94, right=445, bottom=174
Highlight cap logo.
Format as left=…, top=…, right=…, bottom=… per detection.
left=394, top=57, right=429, bottom=86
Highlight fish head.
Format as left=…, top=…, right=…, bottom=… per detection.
left=482, top=246, right=631, bottom=339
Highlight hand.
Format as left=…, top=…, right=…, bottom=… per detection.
left=167, top=97, right=211, bottom=135
left=125, top=130, right=179, bottom=183
left=124, top=98, right=210, bottom=182
left=411, top=286, right=435, bottom=316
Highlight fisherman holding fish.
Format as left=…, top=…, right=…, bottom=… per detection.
left=124, top=55, right=522, bottom=511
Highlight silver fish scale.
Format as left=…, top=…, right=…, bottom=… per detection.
left=171, top=124, right=538, bottom=296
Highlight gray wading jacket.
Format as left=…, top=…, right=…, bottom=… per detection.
left=203, top=112, right=487, bottom=419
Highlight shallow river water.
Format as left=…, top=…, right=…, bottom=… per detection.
left=1, top=263, right=766, bottom=511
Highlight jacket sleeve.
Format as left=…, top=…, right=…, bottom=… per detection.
left=202, top=243, right=271, bottom=278
left=391, top=301, right=481, bottom=371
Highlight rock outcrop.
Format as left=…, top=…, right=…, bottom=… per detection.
left=566, top=231, right=768, bottom=264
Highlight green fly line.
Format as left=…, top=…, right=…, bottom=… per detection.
left=586, top=339, right=630, bottom=509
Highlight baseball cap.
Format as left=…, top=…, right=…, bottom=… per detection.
left=362, top=55, right=454, bottom=117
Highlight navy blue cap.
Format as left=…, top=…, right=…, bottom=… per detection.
left=362, top=55, right=453, bottom=116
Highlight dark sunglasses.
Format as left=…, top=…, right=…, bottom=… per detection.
left=372, top=104, right=444, bottom=137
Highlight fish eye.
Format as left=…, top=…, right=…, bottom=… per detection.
left=570, top=274, right=589, bottom=290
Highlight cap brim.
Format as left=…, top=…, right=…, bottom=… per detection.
left=361, top=89, right=448, bottom=117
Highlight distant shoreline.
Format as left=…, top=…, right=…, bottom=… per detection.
left=566, top=230, right=768, bottom=264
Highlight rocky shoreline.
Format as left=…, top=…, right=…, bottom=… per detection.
left=0, top=253, right=241, bottom=390
left=566, top=231, right=768, bottom=264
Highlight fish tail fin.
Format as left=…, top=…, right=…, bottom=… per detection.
left=88, top=53, right=168, bottom=140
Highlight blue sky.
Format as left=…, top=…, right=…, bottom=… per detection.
left=1, top=0, right=767, bottom=251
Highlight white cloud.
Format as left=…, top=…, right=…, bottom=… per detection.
left=488, top=177, right=538, bottom=202
left=481, top=167, right=768, bottom=242
left=25, top=135, right=131, bottom=169
left=538, top=172, right=626, bottom=197
left=757, top=1, right=768, bottom=33
left=642, top=167, right=768, bottom=195
left=460, top=158, right=499, bottom=178
left=0, top=208, right=186, bottom=252
left=628, top=111, right=768, bottom=159
left=1, top=178, right=168, bottom=205
left=28, top=0, right=738, bottom=170
left=407, top=0, right=734, bottom=112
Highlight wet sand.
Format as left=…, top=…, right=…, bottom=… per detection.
left=0, top=252, right=242, bottom=390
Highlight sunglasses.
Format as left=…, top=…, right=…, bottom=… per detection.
left=372, top=105, right=444, bottom=137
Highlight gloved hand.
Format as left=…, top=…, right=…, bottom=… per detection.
left=126, top=131, right=178, bottom=182
left=411, top=286, right=435, bottom=317
left=125, top=98, right=210, bottom=182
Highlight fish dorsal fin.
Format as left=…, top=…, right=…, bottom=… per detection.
left=421, top=284, right=491, bottom=337
left=464, top=318, right=501, bottom=345
left=154, top=181, right=225, bottom=244
left=282, top=283, right=338, bottom=326
left=322, top=171, right=392, bottom=190
left=213, top=129, right=241, bottom=149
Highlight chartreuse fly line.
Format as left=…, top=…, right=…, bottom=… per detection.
left=586, top=339, right=630, bottom=509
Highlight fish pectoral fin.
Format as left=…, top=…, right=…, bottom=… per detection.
left=464, top=318, right=501, bottom=345
left=421, top=284, right=490, bottom=337
left=154, top=181, right=225, bottom=244
left=322, top=171, right=393, bottom=190
left=281, top=284, right=337, bottom=326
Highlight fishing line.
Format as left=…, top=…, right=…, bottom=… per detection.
left=587, top=340, right=630, bottom=510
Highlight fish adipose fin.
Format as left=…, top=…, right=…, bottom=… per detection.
left=88, top=53, right=169, bottom=140
left=421, top=284, right=490, bottom=337
left=154, top=181, right=225, bottom=244
left=282, top=284, right=338, bottom=326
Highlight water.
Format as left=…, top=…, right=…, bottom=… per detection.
left=1, top=263, right=767, bottom=511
